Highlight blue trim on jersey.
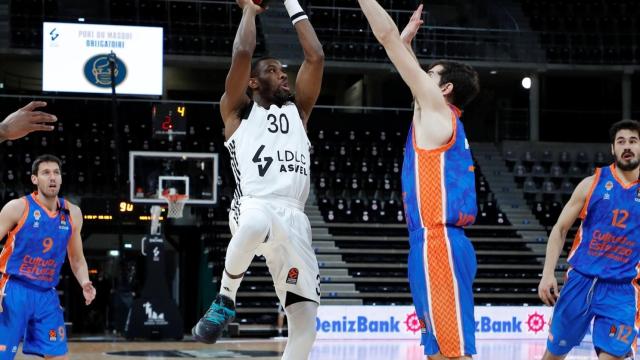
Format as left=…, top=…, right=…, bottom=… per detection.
left=402, top=126, right=419, bottom=230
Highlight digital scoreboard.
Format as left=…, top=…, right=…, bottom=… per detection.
left=152, top=103, right=187, bottom=139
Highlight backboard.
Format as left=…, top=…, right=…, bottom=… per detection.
left=129, top=151, right=218, bottom=205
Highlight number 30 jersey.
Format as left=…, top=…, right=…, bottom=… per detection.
left=567, top=164, right=640, bottom=281
left=0, top=193, right=73, bottom=289
left=224, top=101, right=311, bottom=210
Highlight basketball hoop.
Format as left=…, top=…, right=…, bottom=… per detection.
left=161, top=192, right=188, bottom=219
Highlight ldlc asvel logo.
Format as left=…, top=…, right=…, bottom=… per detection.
left=84, top=54, right=127, bottom=88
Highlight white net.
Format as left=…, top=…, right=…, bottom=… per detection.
left=162, top=193, right=188, bottom=219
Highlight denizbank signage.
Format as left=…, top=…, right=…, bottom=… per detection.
left=316, top=306, right=564, bottom=340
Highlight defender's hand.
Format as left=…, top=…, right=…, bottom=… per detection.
left=236, top=0, right=265, bottom=13
left=400, top=4, right=424, bottom=46
left=538, top=274, right=559, bottom=306
left=82, top=281, right=97, bottom=305
left=0, top=101, right=57, bottom=141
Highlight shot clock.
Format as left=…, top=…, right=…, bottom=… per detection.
left=152, top=103, right=187, bottom=139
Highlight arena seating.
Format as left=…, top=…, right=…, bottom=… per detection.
left=502, top=141, right=612, bottom=226
left=7, top=0, right=639, bottom=64
left=308, top=0, right=524, bottom=62
left=521, top=0, right=640, bottom=64
left=8, top=0, right=267, bottom=56
left=313, top=0, right=639, bottom=63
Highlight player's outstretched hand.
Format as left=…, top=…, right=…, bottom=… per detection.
left=400, top=4, right=424, bottom=46
left=537, top=274, right=559, bottom=306
left=0, top=101, right=57, bottom=141
left=82, top=281, right=97, bottom=305
left=236, top=0, right=265, bottom=14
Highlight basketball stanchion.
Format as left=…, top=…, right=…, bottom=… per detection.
left=124, top=190, right=184, bottom=340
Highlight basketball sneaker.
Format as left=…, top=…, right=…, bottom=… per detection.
left=192, top=294, right=236, bottom=344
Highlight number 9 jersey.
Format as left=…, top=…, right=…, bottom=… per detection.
left=224, top=101, right=311, bottom=211
left=0, top=193, right=73, bottom=290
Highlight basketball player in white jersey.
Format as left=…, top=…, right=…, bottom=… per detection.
left=192, top=0, right=324, bottom=357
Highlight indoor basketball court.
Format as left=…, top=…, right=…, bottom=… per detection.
left=11, top=339, right=628, bottom=360
left=2, top=0, right=640, bottom=359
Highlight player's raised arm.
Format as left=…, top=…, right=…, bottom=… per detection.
left=66, top=203, right=96, bottom=306
left=357, top=0, right=449, bottom=116
left=0, top=101, right=57, bottom=143
left=538, top=175, right=594, bottom=306
left=399, top=4, right=424, bottom=66
left=220, top=0, right=264, bottom=128
left=286, top=0, right=324, bottom=125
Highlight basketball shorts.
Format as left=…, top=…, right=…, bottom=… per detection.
left=229, top=196, right=321, bottom=305
left=547, top=269, right=638, bottom=358
left=0, top=276, right=67, bottom=359
left=407, top=226, right=477, bottom=358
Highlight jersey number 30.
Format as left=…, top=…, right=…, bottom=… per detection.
left=267, top=114, right=290, bottom=134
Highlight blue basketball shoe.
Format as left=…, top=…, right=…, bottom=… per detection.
left=192, top=294, right=236, bottom=344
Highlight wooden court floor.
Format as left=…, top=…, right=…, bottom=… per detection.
left=12, top=338, right=639, bottom=359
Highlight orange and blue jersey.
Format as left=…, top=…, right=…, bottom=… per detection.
left=0, top=193, right=72, bottom=359
left=0, top=193, right=73, bottom=290
left=567, top=165, right=640, bottom=281
left=546, top=165, right=640, bottom=357
left=402, top=106, right=478, bottom=231
left=401, top=105, right=478, bottom=358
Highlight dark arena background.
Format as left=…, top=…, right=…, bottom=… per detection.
left=1, top=0, right=639, bottom=359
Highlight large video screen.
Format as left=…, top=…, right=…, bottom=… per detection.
left=42, top=22, right=163, bottom=95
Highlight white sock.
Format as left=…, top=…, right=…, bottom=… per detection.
left=219, top=269, right=243, bottom=304
left=282, top=301, right=318, bottom=360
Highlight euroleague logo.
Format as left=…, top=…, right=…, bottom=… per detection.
left=286, top=267, right=299, bottom=285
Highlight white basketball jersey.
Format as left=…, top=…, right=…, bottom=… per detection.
left=224, top=101, right=311, bottom=208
